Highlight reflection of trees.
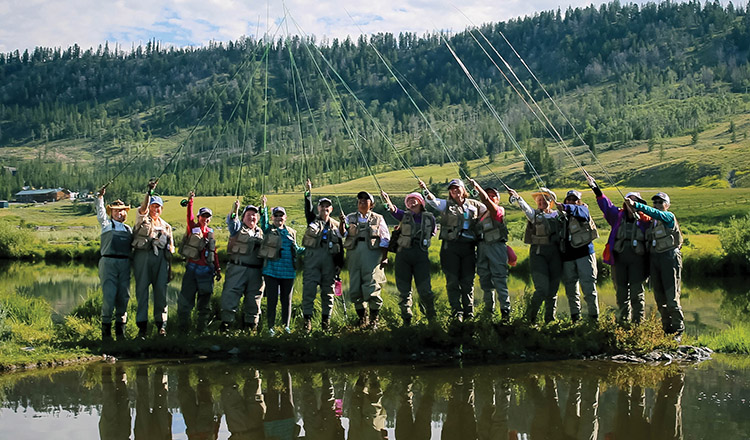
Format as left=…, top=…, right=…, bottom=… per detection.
left=134, top=366, right=172, bottom=440
left=99, top=364, right=131, bottom=440
left=297, top=371, right=344, bottom=440
left=177, top=367, right=219, bottom=440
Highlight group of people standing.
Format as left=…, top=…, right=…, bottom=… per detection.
left=95, top=172, right=685, bottom=340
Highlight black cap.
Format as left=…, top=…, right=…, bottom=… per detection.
left=318, top=197, right=333, bottom=206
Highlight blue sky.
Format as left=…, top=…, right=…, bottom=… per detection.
left=0, top=0, right=730, bottom=53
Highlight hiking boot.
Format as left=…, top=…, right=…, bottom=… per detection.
left=321, top=315, right=330, bottom=331
left=500, top=310, right=510, bottom=324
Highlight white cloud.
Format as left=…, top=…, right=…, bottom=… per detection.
left=0, top=0, right=705, bottom=53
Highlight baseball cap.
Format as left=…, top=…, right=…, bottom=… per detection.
left=447, top=179, right=465, bottom=189
left=356, top=191, right=374, bottom=203
left=272, top=206, right=286, bottom=216
left=149, top=196, right=164, bottom=207
left=625, top=192, right=646, bottom=204
left=652, top=192, right=670, bottom=204
left=198, top=207, right=213, bottom=217
left=565, top=190, right=582, bottom=201
left=318, top=197, right=333, bottom=206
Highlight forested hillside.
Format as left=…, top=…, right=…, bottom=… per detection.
left=1, top=0, right=749, bottom=202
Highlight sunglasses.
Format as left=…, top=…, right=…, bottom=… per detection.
left=273, top=213, right=285, bottom=217
left=653, top=200, right=665, bottom=204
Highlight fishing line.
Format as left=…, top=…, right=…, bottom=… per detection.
left=439, top=31, right=545, bottom=189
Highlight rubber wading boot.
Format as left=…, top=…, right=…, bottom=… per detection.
left=369, top=308, right=380, bottom=330
left=136, top=321, right=148, bottom=339
left=590, top=314, right=599, bottom=323
left=102, top=323, right=112, bottom=341
left=321, top=315, right=330, bottom=331
left=356, top=308, right=368, bottom=328
left=303, top=315, right=313, bottom=334
left=115, top=322, right=125, bottom=340
left=571, top=313, right=580, bottom=323
left=155, top=321, right=167, bottom=337
left=402, top=315, right=412, bottom=326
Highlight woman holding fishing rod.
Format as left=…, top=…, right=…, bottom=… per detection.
left=587, top=174, right=650, bottom=325
left=420, top=178, right=485, bottom=322
left=467, top=178, right=511, bottom=322
left=131, top=180, right=174, bottom=338
left=508, top=186, right=565, bottom=324
left=381, top=189, right=437, bottom=326
left=176, top=191, right=221, bottom=334
left=259, top=196, right=303, bottom=335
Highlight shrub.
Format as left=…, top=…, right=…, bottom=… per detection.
left=0, top=221, right=35, bottom=259
left=719, top=213, right=750, bottom=272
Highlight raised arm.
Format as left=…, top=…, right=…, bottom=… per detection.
left=304, top=179, right=316, bottom=224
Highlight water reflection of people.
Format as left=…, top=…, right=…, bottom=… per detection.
left=178, top=368, right=220, bottom=439
left=562, top=376, right=600, bottom=440
left=264, top=370, right=300, bottom=440
left=525, top=375, right=564, bottom=440
left=220, top=369, right=266, bottom=440
left=348, top=371, right=387, bottom=440
left=395, top=377, right=434, bottom=440
left=474, top=376, right=510, bottom=440
left=99, top=364, right=131, bottom=440
left=135, top=365, right=172, bottom=440
left=298, top=371, right=344, bottom=440
left=652, top=373, right=684, bottom=440
left=441, top=377, right=477, bottom=440
left=608, top=373, right=684, bottom=440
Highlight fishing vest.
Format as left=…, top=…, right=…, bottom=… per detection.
left=227, top=225, right=264, bottom=264
left=614, top=218, right=646, bottom=255
left=523, top=210, right=564, bottom=246
left=439, top=199, right=483, bottom=241
left=646, top=217, right=683, bottom=253
left=343, top=212, right=384, bottom=251
left=259, top=226, right=298, bottom=260
left=302, top=217, right=342, bottom=255
left=396, top=211, right=435, bottom=251
left=101, top=221, right=132, bottom=257
left=566, top=212, right=599, bottom=248
left=132, top=215, right=172, bottom=251
left=476, top=212, right=508, bottom=244
left=180, top=226, right=216, bottom=267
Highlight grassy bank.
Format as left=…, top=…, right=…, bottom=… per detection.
left=2, top=278, right=748, bottom=371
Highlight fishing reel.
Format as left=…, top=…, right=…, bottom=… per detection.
left=180, top=199, right=188, bottom=207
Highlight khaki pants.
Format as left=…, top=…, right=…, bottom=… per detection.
left=302, top=246, right=337, bottom=316
left=650, top=248, right=684, bottom=334
left=347, top=243, right=385, bottom=311
left=476, top=241, right=509, bottom=314
left=99, top=256, right=130, bottom=324
left=562, top=253, right=599, bottom=317
left=220, top=262, right=264, bottom=325
left=132, top=248, right=169, bottom=324
left=394, top=245, right=435, bottom=319
left=440, top=240, right=476, bottom=317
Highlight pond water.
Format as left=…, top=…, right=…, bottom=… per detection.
left=3, top=261, right=746, bottom=337
left=0, top=356, right=748, bottom=439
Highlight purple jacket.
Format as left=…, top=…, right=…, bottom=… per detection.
left=597, top=194, right=648, bottom=265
